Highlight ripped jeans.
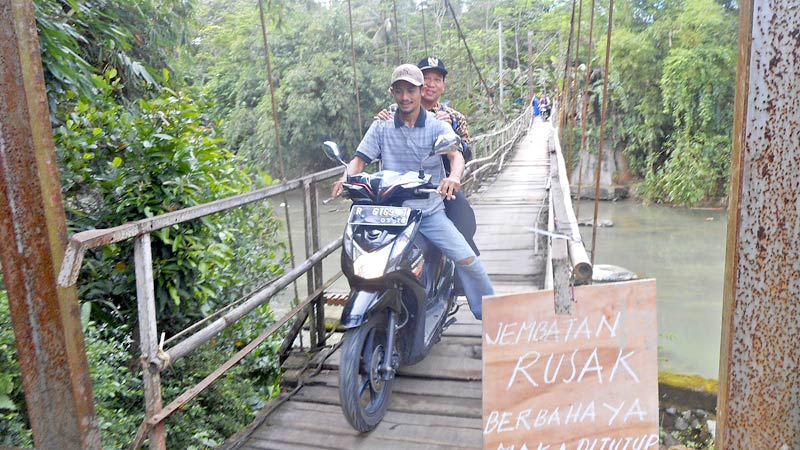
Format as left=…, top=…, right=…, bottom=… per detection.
left=418, top=210, right=494, bottom=320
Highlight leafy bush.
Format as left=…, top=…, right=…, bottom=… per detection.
left=89, top=307, right=280, bottom=449
left=0, top=289, right=33, bottom=448
left=1, top=289, right=281, bottom=449
left=55, top=70, right=287, bottom=334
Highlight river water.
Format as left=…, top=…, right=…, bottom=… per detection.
left=274, top=191, right=726, bottom=380
left=575, top=199, right=726, bottom=380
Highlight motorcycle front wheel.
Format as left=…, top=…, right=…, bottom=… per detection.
left=338, top=311, right=395, bottom=432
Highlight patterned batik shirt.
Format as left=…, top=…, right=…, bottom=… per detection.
left=429, top=102, right=472, bottom=149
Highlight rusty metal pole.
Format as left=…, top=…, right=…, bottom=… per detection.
left=717, top=0, right=800, bottom=448
left=0, top=1, right=100, bottom=449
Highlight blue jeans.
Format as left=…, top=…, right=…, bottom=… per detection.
left=418, top=210, right=494, bottom=319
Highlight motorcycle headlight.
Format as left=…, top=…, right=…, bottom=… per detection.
left=353, top=243, right=392, bottom=279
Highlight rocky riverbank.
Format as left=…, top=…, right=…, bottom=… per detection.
left=659, top=406, right=716, bottom=449
left=658, top=375, right=717, bottom=449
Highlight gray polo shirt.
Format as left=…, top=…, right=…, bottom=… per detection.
left=355, top=107, right=457, bottom=216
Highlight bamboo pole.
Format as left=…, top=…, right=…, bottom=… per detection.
left=574, top=0, right=596, bottom=220
left=590, top=0, right=615, bottom=266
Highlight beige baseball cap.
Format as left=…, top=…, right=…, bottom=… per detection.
left=390, top=64, right=424, bottom=86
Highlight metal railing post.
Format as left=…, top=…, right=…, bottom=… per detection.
left=311, top=182, right=325, bottom=346
left=303, top=180, right=323, bottom=347
left=134, top=233, right=166, bottom=450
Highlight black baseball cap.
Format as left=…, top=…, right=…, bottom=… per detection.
left=417, top=56, right=448, bottom=77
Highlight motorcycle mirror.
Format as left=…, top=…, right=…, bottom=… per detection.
left=431, top=134, right=461, bottom=156
left=322, top=141, right=348, bottom=168
left=419, top=134, right=462, bottom=179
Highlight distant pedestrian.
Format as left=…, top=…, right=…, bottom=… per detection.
left=532, top=96, right=540, bottom=116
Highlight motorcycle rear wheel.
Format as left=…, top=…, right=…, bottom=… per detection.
left=338, top=312, right=395, bottom=432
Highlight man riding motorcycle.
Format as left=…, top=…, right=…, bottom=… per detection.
left=333, top=64, right=493, bottom=320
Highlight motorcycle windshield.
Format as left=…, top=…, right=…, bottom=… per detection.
left=351, top=170, right=427, bottom=194
left=377, top=171, right=426, bottom=190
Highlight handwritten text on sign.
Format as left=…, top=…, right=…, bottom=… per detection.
left=482, top=280, right=659, bottom=450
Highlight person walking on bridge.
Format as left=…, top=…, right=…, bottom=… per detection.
left=376, top=57, right=480, bottom=257
left=333, top=64, right=493, bottom=320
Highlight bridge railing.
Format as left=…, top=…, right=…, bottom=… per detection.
left=462, top=106, right=533, bottom=195
left=57, top=166, right=344, bottom=450
left=54, top=108, right=533, bottom=449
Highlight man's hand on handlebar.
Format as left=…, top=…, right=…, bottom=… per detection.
left=437, top=176, right=461, bottom=201
left=332, top=179, right=345, bottom=198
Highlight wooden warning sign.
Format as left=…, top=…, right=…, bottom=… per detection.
left=483, top=279, right=659, bottom=450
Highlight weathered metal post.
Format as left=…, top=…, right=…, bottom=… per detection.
left=717, top=0, right=800, bottom=448
left=303, top=180, right=323, bottom=347
left=0, top=1, right=100, bottom=448
left=134, top=234, right=166, bottom=450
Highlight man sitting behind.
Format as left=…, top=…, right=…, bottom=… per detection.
left=333, top=64, right=493, bottom=320
left=375, top=56, right=480, bottom=256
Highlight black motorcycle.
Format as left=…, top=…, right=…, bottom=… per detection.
left=322, top=135, right=462, bottom=432
left=541, top=103, right=551, bottom=121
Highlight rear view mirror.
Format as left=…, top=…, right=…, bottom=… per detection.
left=431, top=134, right=462, bottom=156
left=323, top=141, right=347, bottom=167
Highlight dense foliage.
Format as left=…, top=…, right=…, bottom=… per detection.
left=0, top=290, right=279, bottom=448
left=569, top=0, right=738, bottom=205
left=56, top=70, right=286, bottom=331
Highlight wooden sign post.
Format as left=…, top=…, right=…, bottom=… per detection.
left=483, top=280, right=659, bottom=450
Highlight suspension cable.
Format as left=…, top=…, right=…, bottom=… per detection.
left=590, top=0, right=615, bottom=266
left=421, top=2, right=429, bottom=56
left=559, top=0, right=577, bottom=137
left=258, top=0, right=300, bottom=303
left=346, top=0, right=363, bottom=136
left=392, top=0, right=401, bottom=64
left=574, top=0, right=596, bottom=221
left=567, top=0, right=584, bottom=179
left=443, top=0, right=493, bottom=105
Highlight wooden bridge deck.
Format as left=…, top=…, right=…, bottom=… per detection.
left=233, top=119, right=553, bottom=450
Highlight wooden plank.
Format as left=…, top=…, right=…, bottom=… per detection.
left=289, top=384, right=482, bottom=418
left=307, top=371, right=484, bottom=399
left=261, top=402, right=481, bottom=447
left=249, top=425, right=478, bottom=450
left=442, top=323, right=484, bottom=339
left=321, top=349, right=482, bottom=380
left=283, top=400, right=482, bottom=429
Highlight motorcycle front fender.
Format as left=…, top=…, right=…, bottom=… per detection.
left=340, top=288, right=401, bottom=329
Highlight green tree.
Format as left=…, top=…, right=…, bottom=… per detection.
left=55, top=71, right=286, bottom=332
left=653, top=0, right=736, bottom=205
left=35, top=0, right=196, bottom=100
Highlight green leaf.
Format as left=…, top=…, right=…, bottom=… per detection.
left=0, top=394, right=16, bottom=411
left=168, top=285, right=180, bottom=304
left=80, top=302, right=91, bottom=329
left=112, top=157, right=123, bottom=167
